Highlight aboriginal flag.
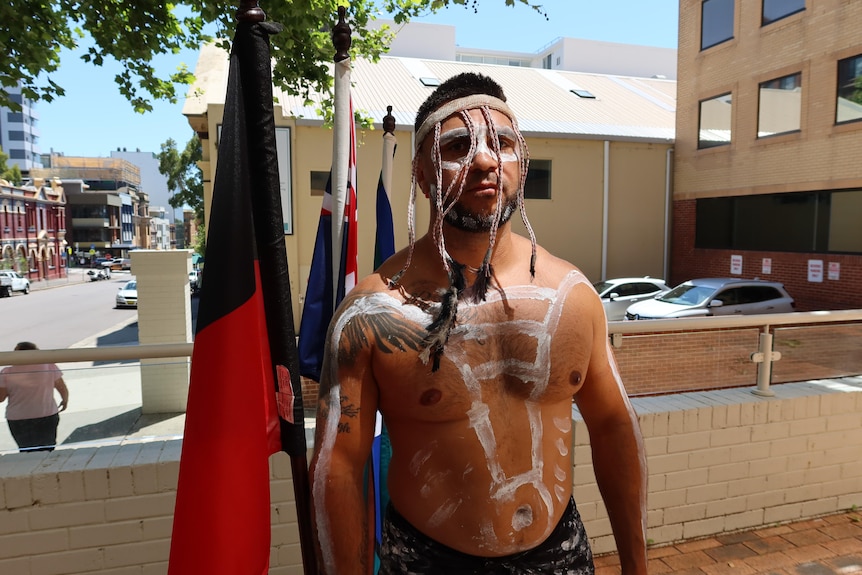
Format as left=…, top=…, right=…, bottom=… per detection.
left=168, top=20, right=313, bottom=575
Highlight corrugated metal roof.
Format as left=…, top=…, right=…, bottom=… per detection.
left=190, top=44, right=676, bottom=143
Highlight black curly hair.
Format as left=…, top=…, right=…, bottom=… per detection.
left=414, top=72, right=508, bottom=135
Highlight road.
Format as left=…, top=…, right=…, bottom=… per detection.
left=0, top=269, right=139, bottom=352
left=0, top=269, right=198, bottom=452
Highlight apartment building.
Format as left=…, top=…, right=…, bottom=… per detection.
left=673, top=0, right=862, bottom=310
left=0, top=179, right=67, bottom=279
left=31, top=155, right=150, bottom=260
left=0, top=84, right=43, bottom=172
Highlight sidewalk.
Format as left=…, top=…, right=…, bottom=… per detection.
left=596, top=510, right=862, bottom=575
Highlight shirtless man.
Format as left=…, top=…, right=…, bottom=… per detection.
left=309, top=72, right=647, bottom=574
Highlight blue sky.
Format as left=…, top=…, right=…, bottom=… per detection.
left=36, top=1, right=678, bottom=158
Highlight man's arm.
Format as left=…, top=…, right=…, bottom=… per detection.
left=309, top=301, right=379, bottom=575
left=576, top=295, right=648, bottom=575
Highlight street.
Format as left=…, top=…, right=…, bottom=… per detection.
left=0, top=268, right=139, bottom=352
left=0, top=269, right=196, bottom=453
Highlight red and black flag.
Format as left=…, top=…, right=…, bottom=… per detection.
left=168, top=10, right=315, bottom=575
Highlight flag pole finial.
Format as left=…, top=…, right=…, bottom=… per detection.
left=333, top=6, right=352, bottom=62
left=236, top=0, right=266, bottom=22
left=383, top=105, right=395, bottom=135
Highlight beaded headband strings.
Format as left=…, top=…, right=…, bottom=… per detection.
left=389, top=95, right=538, bottom=371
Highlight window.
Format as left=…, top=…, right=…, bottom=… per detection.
left=698, top=93, right=732, bottom=148
left=762, top=0, right=804, bottom=25
left=524, top=160, right=551, bottom=200
left=310, top=171, right=329, bottom=197
left=695, top=189, right=862, bottom=254
left=701, top=0, right=734, bottom=50
left=543, top=54, right=552, bottom=70
left=758, top=73, right=802, bottom=137
left=837, top=54, right=862, bottom=124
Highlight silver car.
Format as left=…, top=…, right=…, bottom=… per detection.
left=625, top=278, right=795, bottom=320
left=593, top=277, right=670, bottom=321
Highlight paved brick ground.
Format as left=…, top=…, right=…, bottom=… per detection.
left=596, top=511, right=862, bottom=575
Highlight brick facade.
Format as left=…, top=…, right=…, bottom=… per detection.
left=673, top=1, right=862, bottom=310
left=671, top=199, right=862, bottom=311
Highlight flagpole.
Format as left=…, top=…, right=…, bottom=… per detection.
left=235, top=2, right=317, bottom=574
left=331, top=7, right=351, bottom=303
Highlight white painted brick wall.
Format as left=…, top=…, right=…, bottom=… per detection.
left=1, top=381, right=861, bottom=571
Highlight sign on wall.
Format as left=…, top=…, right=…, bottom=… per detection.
left=828, top=262, right=840, bottom=281
left=275, top=127, right=293, bottom=234
left=762, top=257, right=772, bottom=275
left=808, top=259, right=824, bottom=283
left=216, top=125, right=293, bottom=234
left=730, top=254, right=743, bottom=275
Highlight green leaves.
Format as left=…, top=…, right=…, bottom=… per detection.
left=0, top=0, right=547, bottom=111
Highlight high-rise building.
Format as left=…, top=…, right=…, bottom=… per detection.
left=0, top=84, right=43, bottom=172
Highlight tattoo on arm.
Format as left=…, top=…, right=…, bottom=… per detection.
left=339, top=310, right=426, bottom=364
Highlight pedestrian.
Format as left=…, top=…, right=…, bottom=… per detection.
left=309, top=72, right=647, bottom=574
left=0, top=342, right=69, bottom=452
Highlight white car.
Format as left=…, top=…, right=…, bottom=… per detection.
left=115, top=280, right=138, bottom=309
left=593, top=277, right=670, bottom=321
left=625, top=278, right=795, bottom=320
left=0, top=270, right=30, bottom=297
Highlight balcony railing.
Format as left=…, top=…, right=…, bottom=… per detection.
left=1, top=311, right=860, bottom=454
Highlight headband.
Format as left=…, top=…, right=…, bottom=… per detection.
left=414, top=95, right=516, bottom=151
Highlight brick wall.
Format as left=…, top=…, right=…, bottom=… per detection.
left=0, top=442, right=302, bottom=575
left=671, top=199, right=862, bottom=311
left=2, top=381, right=861, bottom=571
left=613, top=321, right=862, bottom=396
left=575, top=379, right=862, bottom=555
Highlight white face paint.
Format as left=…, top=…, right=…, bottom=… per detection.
left=438, top=124, right=521, bottom=173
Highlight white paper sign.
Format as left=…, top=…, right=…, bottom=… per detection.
left=808, top=259, right=824, bottom=283
left=730, top=254, right=743, bottom=275
left=828, top=262, right=840, bottom=281
left=762, top=258, right=772, bottom=275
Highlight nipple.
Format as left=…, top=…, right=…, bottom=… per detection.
left=570, top=371, right=582, bottom=386
left=420, top=388, right=442, bottom=406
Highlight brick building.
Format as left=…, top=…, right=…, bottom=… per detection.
left=673, top=0, right=862, bottom=310
left=0, top=178, right=68, bottom=280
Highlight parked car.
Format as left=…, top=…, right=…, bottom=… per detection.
left=625, top=278, right=795, bottom=320
left=103, top=258, right=131, bottom=271
left=0, top=270, right=30, bottom=297
left=115, top=280, right=138, bottom=309
left=593, top=277, right=670, bottom=321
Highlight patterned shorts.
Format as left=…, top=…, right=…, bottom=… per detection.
left=378, top=498, right=594, bottom=575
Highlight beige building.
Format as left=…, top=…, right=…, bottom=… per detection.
left=184, top=35, right=676, bottom=324
left=673, top=0, right=862, bottom=310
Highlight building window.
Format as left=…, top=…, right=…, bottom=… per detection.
left=695, top=189, right=862, bottom=254
left=758, top=72, right=802, bottom=137
left=837, top=54, right=862, bottom=125
left=762, top=0, right=804, bottom=26
left=524, top=160, right=551, bottom=200
left=701, top=0, right=734, bottom=50
left=543, top=54, right=552, bottom=69
left=698, top=93, right=732, bottom=148
left=310, top=171, right=329, bottom=197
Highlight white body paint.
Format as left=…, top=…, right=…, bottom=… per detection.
left=313, top=271, right=601, bottom=559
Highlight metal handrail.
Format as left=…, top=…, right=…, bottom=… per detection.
left=0, top=343, right=194, bottom=366
left=608, top=309, right=862, bottom=396
left=607, top=309, right=862, bottom=334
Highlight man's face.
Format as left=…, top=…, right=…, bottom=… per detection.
left=417, top=108, right=522, bottom=232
